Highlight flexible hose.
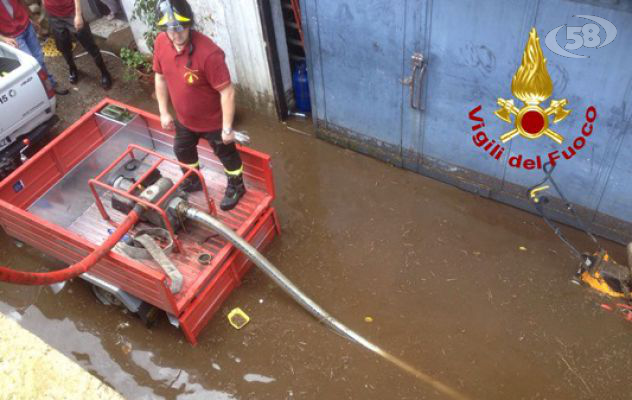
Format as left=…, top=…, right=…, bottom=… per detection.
left=528, top=161, right=601, bottom=259
left=74, top=50, right=121, bottom=60
left=0, top=209, right=141, bottom=285
left=183, top=204, right=470, bottom=400
left=134, top=233, right=182, bottom=293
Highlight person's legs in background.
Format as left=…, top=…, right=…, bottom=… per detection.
left=48, top=16, right=112, bottom=90
left=15, top=22, right=68, bottom=94
left=48, top=16, right=78, bottom=84
left=73, top=21, right=112, bottom=89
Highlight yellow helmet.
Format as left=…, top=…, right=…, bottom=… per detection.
left=155, top=0, right=193, bottom=32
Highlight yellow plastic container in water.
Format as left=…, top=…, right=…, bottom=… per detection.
left=227, top=307, right=250, bottom=329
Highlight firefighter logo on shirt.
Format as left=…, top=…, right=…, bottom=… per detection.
left=184, top=67, right=199, bottom=85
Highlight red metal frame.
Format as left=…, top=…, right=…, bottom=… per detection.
left=87, top=144, right=217, bottom=254
left=0, top=98, right=281, bottom=344
left=180, top=208, right=279, bottom=344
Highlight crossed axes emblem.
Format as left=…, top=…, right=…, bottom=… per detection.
left=495, top=98, right=571, bottom=145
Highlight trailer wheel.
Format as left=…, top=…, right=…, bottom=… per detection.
left=91, top=284, right=124, bottom=307
left=136, top=302, right=162, bottom=328
left=90, top=284, right=161, bottom=328
left=0, top=156, right=19, bottom=181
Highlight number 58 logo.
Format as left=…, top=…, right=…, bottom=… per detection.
left=544, top=15, right=617, bottom=59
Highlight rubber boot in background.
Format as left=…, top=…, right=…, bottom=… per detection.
left=61, top=50, right=78, bottom=84
left=93, top=53, right=112, bottom=90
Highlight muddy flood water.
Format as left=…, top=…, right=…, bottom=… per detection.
left=2, top=57, right=632, bottom=400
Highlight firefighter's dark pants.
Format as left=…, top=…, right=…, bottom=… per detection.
left=174, top=120, right=243, bottom=173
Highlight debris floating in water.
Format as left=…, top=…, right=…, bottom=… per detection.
left=227, top=307, right=250, bottom=330
left=364, top=316, right=373, bottom=323
left=243, top=373, right=276, bottom=383
left=519, top=246, right=527, bottom=251
left=121, top=342, right=132, bottom=354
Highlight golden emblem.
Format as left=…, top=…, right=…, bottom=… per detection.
left=495, top=28, right=571, bottom=144
left=184, top=68, right=199, bottom=85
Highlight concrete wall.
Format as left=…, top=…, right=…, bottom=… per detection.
left=220, top=0, right=275, bottom=113
left=119, top=0, right=151, bottom=54
left=120, top=0, right=276, bottom=115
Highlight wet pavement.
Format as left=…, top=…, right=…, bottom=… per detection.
left=2, top=52, right=632, bottom=400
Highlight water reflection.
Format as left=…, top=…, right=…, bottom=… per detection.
left=0, top=301, right=156, bottom=398
left=131, top=350, right=236, bottom=399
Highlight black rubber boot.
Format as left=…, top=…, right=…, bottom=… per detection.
left=180, top=167, right=203, bottom=193
left=56, top=31, right=78, bottom=84
left=65, top=54, right=78, bottom=84
left=69, top=65, right=79, bottom=84
left=220, top=174, right=246, bottom=211
left=61, top=52, right=78, bottom=84
left=94, top=54, right=112, bottom=90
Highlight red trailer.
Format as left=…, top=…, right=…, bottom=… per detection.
left=0, top=99, right=280, bottom=344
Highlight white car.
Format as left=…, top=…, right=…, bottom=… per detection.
left=0, top=41, right=57, bottom=180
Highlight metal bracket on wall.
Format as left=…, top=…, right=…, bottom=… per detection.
left=401, top=52, right=426, bottom=111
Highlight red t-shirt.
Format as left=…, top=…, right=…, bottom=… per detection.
left=43, top=0, right=75, bottom=18
left=153, top=31, right=231, bottom=133
left=0, top=0, right=30, bottom=38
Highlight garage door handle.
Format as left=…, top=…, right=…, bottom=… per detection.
left=402, top=52, right=426, bottom=111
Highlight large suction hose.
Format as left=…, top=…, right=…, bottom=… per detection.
left=182, top=203, right=470, bottom=400
left=0, top=207, right=141, bottom=285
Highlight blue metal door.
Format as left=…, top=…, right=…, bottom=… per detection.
left=407, top=0, right=537, bottom=194
left=497, top=2, right=632, bottom=224
left=411, top=0, right=632, bottom=234
left=301, top=0, right=632, bottom=240
left=301, top=0, right=411, bottom=162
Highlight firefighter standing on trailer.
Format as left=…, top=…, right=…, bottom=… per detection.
left=153, top=0, right=245, bottom=211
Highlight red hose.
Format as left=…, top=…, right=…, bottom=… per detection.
left=0, top=210, right=140, bottom=285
